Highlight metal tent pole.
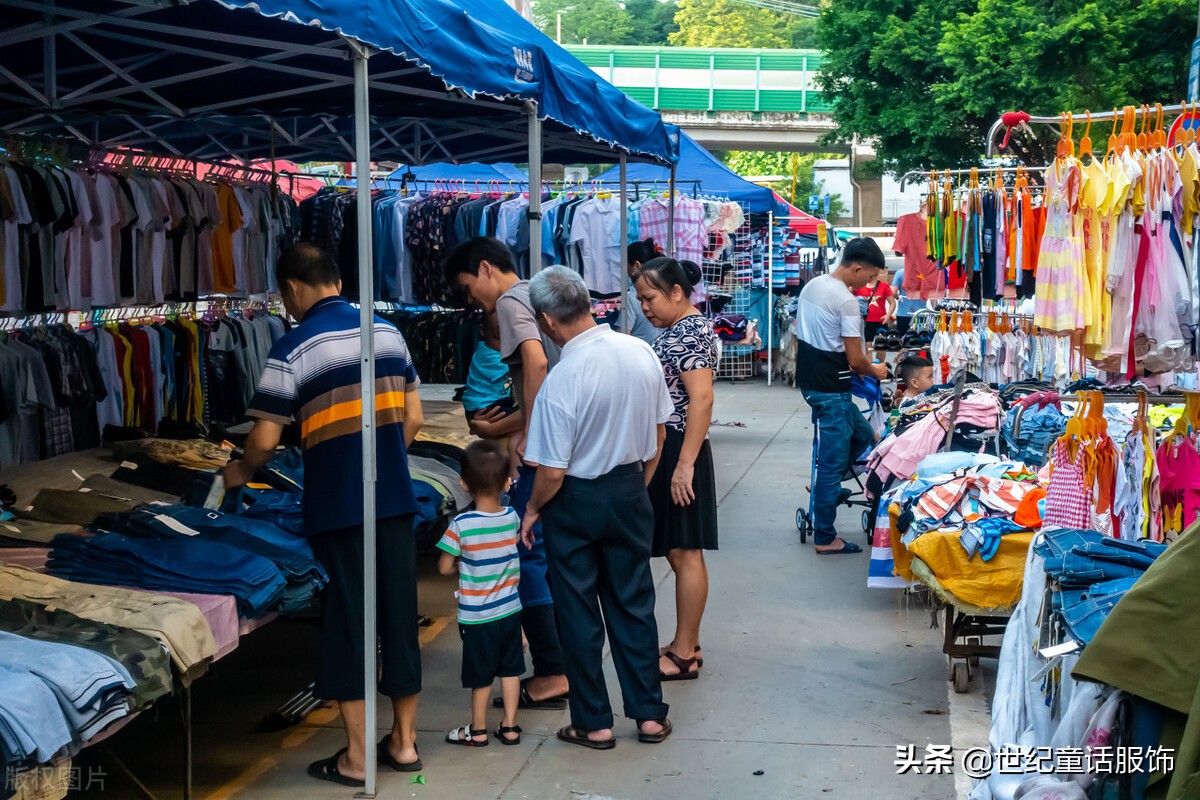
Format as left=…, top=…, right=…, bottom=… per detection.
left=620, top=152, right=631, bottom=334
left=526, top=102, right=543, bottom=275
left=667, top=163, right=676, bottom=257
left=351, top=40, right=378, bottom=800
left=767, top=210, right=773, bottom=387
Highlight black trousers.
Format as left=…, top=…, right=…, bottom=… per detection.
left=543, top=463, right=668, bottom=731
left=310, top=515, right=422, bottom=701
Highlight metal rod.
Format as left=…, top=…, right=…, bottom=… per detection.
left=667, top=163, right=676, bottom=258
left=767, top=210, right=773, bottom=387
left=898, top=165, right=1032, bottom=190
left=527, top=101, right=543, bottom=275
left=619, top=152, right=630, bottom=334
left=351, top=40, right=379, bottom=800
left=985, top=103, right=1192, bottom=157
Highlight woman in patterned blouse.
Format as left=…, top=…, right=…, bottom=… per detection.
left=634, top=257, right=720, bottom=682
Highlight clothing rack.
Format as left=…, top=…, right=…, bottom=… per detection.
left=986, top=102, right=1194, bottom=157
left=897, top=165, right=1032, bottom=191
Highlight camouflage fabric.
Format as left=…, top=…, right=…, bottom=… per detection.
left=0, top=598, right=172, bottom=711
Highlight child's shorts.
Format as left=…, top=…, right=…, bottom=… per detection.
left=460, top=612, right=525, bottom=689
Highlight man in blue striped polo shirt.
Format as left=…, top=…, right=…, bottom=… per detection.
left=224, top=243, right=426, bottom=787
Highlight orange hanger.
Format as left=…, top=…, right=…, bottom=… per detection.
left=1106, top=107, right=1119, bottom=156
left=962, top=310, right=974, bottom=333
left=1153, top=103, right=1165, bottom=150
left=1079, top=110, right=1093, bottom=159
left=1137, top=104, right=1149, bottom=152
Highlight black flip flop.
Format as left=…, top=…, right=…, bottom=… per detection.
left=557, top=726, right=616, bottom=750
left=493, top=677, right=568, bottom=710
left=307, top=748, right=364, bottom=787
left=378, top=735, right=422, bottom=772
left=816, top=541, right=863, bottom=555
left=637, top=719, right=673, bottom=744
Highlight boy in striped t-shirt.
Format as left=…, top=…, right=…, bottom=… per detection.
left=437, top=440, right=525, bottom=747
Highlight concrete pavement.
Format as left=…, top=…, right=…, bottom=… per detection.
left=74, top=380, right=965, bottom=799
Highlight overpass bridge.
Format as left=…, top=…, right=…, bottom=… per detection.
left=563, top=45, right=841, bottom=152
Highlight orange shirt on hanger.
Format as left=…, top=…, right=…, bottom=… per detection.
left=211, top=183, right=243, bottom=295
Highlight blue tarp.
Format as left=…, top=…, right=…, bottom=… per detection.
left=215, top=0, right=676, bottom=162
left=0, top=1, right=676, bottom=166
left=387, top=163, right=529, bottom=184
left=593, top=132, right=785, bottom=213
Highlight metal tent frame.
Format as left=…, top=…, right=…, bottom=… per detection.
left=1, top=3, right=676, bottom=798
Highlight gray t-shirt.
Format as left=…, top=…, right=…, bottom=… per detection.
left=626, top=285, right=659, bottom=346
left=496, top=280, right=562, bottom=370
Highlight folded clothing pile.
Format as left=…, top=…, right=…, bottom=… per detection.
left=0, top=630, right=136, bottom=765
left=1036, top=527, right=1166, bottom=646
left=0, top=598, right=171, bottom=713
left=1002, top=394, right=1067, bottom=467
left=92, top=505, right=325, bottom=615
left=48, top=532, right=286, bottom=617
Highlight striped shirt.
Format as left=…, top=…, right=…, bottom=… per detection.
left=436, top=509, right=522, bottom=625
left=246, top=296, right=420, bottom=535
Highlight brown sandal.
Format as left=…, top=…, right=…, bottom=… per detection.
left=637, top=719, right=674, bottom=744
left=660, top=644, right=703, bottom=668
left=557, top=725, right=616, bottom=750
left=659, top=650, right=700, bottom=681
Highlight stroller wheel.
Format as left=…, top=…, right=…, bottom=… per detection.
left=861, top=510, right=872, bottom=534
left=796, top=508, right=809, bottom=543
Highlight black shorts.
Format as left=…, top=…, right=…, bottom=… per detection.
left=309, top=515, right=421, bottom=701
left=864, top=320, right=884, bottom=341
left=459, top=612, right=525, bottom=689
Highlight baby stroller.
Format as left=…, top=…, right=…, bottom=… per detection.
left=796, top=374, right=884, bottom=544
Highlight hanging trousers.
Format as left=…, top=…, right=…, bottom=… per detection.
left=542, top=462, right=669, bottom=731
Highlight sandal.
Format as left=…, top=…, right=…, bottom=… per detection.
left=307, top=748, right=364, bottom=787
left=659, top=650, right=700, bottom=681
left=378, top=735, right=422, bottom=772
left=495, top=725, right=523, bottom=746
left=445, top=726, right=489, bottom=747
left=659, top=644, right=703, bottom=668
left=816, top=541, right=863, bottom=555
left=637, top=719, right=673, bottom=744
left=557, top=725, right=615, bottom=750
left=493, top=677, right=568, bottom=710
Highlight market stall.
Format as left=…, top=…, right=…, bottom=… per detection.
left=0, top=0, right=678, bottom=795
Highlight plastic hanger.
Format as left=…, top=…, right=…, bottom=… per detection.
left=1105, top=108, right=1119, bottom=157
left=1079, top=111, right=1093, bottom=160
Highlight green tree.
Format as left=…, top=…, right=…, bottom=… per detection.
left=532, top=0, right=634, bottom=45
left=817, top=0, right=1194, bottom=176
left=623, top=0, right=679, bottom=45
left=721, top=150, right=846, bottom=218
left=670, top=0, right=793, bottom=48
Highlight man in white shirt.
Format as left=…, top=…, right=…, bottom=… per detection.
left=796, top=238, right=888, bottom=555
left=520, top=266, right=674, bottom=750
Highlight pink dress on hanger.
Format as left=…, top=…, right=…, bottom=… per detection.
left=1035, top=158, right=1086, bottom=332
left=1043, top=439, right=1092, bottom=530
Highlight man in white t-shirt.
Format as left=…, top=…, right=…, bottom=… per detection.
left=796, top=238, right=888, bottom=555
left=520, top=266, right=674, bottom=750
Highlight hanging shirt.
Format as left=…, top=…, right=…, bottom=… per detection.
left=568, top=196, right=623, bottom=294
left=1156, top=437, right=1200, bottom=542
left=892, top=213, right=940, bottom=299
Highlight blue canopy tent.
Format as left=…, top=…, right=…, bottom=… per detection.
left=387, top=162, right=529, bottom=184
left=594, top=131, right=787, bottom=215
left=0, top=1, right=674, bottom=793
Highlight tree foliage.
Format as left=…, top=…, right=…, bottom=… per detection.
left=670, top=0, right=816, bottom=48
left=624, top=0, right=680, bottom=45
left=817, top=0, right=1195, bottom=175
left=533, top=0, right=634, bottom=45
left=721, top=150, right=846, bottom=217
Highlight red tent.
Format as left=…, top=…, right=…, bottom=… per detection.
left=771, top=191, right=824, bottom=235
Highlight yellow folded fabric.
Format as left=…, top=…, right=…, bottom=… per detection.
left=906, top=530, right=1033, bottom=609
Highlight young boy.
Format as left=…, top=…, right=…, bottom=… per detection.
left=890, top=354, right=935, bottom=426
left=437, top=440, right=525, bottom=748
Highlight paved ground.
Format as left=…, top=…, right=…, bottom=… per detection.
left=75, top=380, right=973, bottom=799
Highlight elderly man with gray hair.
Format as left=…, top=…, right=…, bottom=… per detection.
left=519, top=266, right=675, bottom=750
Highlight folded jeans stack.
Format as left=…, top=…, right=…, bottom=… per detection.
left=1036, top=528, right=1166, bottom=645
left=48, top=532, right=286, bottom=617
left=92, top=505, right=325, bottom=615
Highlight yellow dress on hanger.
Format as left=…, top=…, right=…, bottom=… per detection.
left=1080, top=157, right=1111, bottom=358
